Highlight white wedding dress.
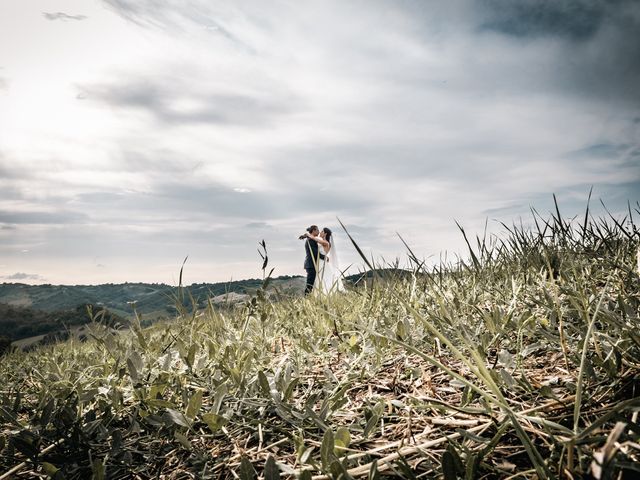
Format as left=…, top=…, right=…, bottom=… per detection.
left=315, top=237, right=345, bottom=294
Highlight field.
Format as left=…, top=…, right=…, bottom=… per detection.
left=1, top=204, right=639, bottom=479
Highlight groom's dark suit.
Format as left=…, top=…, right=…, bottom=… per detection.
left=304, top=238, right=325, bottom=295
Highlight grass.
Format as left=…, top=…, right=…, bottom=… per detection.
left=1, top=199, right=639, bottom=479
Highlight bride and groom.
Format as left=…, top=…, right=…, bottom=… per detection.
left=299, top=225, right=345, bottom=295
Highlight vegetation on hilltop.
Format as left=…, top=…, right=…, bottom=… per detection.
left=0, top=303, right=129, bottom=348
left=0, top=201, right=639, bottom=479
left=0, top=276, right=306, bottom=342
left=0, top=276, right=306, bottom=315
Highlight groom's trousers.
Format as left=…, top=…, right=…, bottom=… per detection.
left=304, top=267, right=316, bottom=295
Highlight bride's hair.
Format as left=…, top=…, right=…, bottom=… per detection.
left=322, top=227, right=332, bottom=244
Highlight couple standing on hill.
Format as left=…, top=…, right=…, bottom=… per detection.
left=299, top=225, right=345, bottom=295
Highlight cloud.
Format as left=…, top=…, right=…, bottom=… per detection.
left=1, top=1, right=638, bottom=284
left=566, top=142, right=640, bottom=162
left=83, top=75, right=300, bottom=126
left=477, top=0, right=640, bottom=105
left=0, top=210, right=90, bottom=225
left=3, top=272, right=44, bottom=280
left=42, top=12, right=88, bottom=21
left=245, top=222, right=271, bottom=229
left=479, top=0, right=609, bottom=40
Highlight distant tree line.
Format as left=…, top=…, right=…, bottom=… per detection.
left=0, top=303, right=128, bottom=342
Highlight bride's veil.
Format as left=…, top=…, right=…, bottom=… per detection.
left=329, top=233, right=340, bottom=271
left=328, top=232, right=345, bottom=291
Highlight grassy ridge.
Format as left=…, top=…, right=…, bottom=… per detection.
left=0, top=276, right=306, bottom=342
left=0, top=276, right=306, bottom=314
left=1, top=204, right=639, bottom=479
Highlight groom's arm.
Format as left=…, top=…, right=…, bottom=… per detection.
left=300, top=234, right=326, bottom=260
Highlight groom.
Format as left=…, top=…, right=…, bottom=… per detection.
left=299, top=225, right=325, bottom=295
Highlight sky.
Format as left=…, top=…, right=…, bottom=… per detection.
left=0, top=0, right=639, bottom=285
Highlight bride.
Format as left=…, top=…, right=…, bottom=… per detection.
left=306, top=227, right=345, bottom=294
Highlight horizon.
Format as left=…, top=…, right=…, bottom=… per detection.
left=1, top=0, right=639, bottom=285
left=0, top=272, right=304, bottom=287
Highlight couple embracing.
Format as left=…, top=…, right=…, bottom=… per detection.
left=299, top=225, right=345, bottom=295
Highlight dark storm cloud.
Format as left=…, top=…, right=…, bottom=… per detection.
left=102, top=0, right=640, bottom=108
left=84, top=78, right=298, bottom=126
left=479, top=0, right=607, bottom=40
left=478, top=0, right=640, bottom=105
left=42, top=12, right=88, bottom=21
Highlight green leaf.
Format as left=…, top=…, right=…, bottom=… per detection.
left=258, top=370, right=270, bottom=397
left=42, top=462, right=65, bottom=480
left=174, top=431, right=192, bottom=450
left=329, top=459, right=350, bottom=478
left=239, top=455, right=257, bottom=480
left=135, top=329, right=147, bottom=350
left=441, top=450, right=458, bottom=480
left=368, top=459, right=380, bottom=480
left=334, top=427, right=351, bottom=454
left=149, top=382, right=167, bottom=400
left=186, top=344, right=197, bottom=369
left=299, top=470, right=313, bottom=480
left=126, top=357, right=139, bottom=383
left=39, top=398, right=55, bottom=428
left=186, top=390, right=203, bottom=419
left=212, top=383, right=228, bottom=414
left=165, top=408, right=190, bottom=428
left=0, top=405, right=22, bottom=427
left=394, top=455, right=418, bottom=479
left=464, top=452, right=478, bottom=480
left=299, top=446, right=314, bottom=465
left=396, top=320, right=407, bottom=340
left=363, top=413, right=379, bottom=438
left=320, top=429, right=335, bottom=468
left=146, top=399, right=176, bottom=409
left=90, top=459, right=104, bottom=480
left=264, top=455, right=280, bottom=480
left=203, top=412, right=228, bottom=432
left=283, top=378, right=298, bottom=402
left=11, top=430, right=40, bottom=459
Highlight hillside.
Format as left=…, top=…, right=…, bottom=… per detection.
left=0, top=276, right=306, bottom=343
left=0, top=208, right=638, bottom=479
left=0, top=303, right=129, bottom=349
left=0, top=275, right=306, bottom=316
